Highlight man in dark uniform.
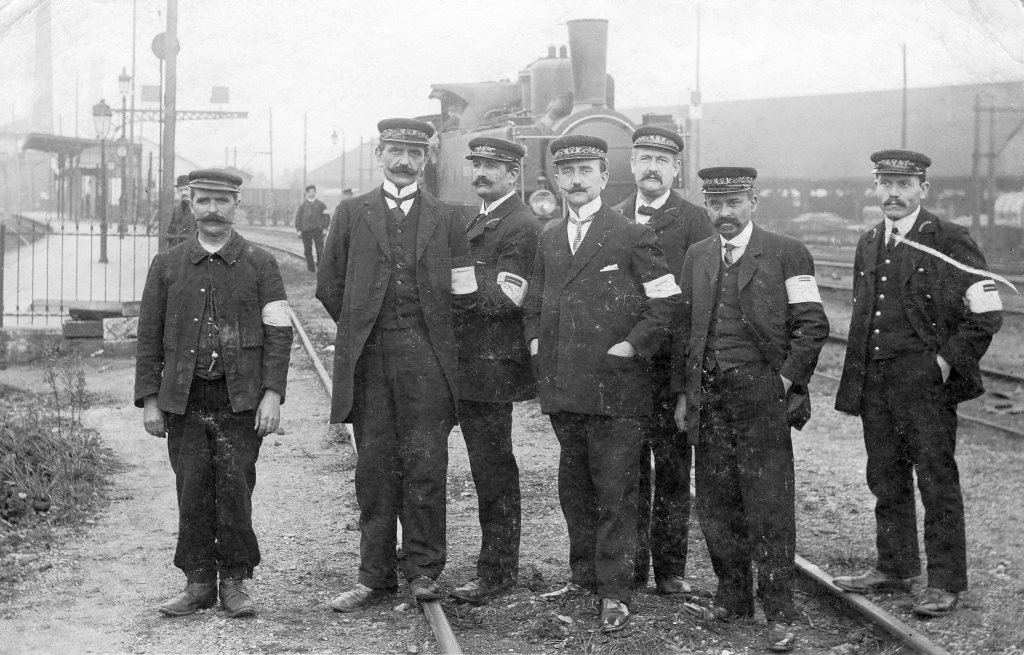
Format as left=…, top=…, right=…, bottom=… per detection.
left=450, top=137, right=540, bottom=605
left=136, top=169, right=293, bottom=618
left=524, top=135, right=682, bottom=633
left=832, top=150, right=1003, bottom=618
left=166, top=174, right=196, bottom=247
left=295, top=184, right=329, bottom=272
left=316, top=118, right=477, bottom=611
left=672, top=167, right=829, bottom=652
left=617, top=125, right=713, bottom=596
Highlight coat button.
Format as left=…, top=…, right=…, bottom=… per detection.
left=190, top=349, right=195, bottom=354
left=885, top=259, right=891, bottom=265
left=880, top=276, right=887, bottom=282
left=879, top=294, right=885, bottom=300
left=200, top=288, right=206, bottom=292
left=375, top=283, right=382, bottom=289
left=875, top=311, right=881, bottom=316
left=925, top=294, right=932, bottom=300
left=918, top=268, right=925, bottom=273
left=194, top=317, right=199, bottom=322
left=874, top=328, right=880, bottom=334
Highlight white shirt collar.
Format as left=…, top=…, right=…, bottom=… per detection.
left=382, top=179, right=418, bottom=199
left=635, top=190, right=671, bottom=213
left=568, top=196, right=602, bottom=222
left=480, top=188, right=517, bottom=215
left=885, top=205, right=921, bottom=241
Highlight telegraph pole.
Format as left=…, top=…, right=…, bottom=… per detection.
left=158, top=0, right=179, bottom=250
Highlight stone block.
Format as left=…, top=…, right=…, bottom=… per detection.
left=103, top=316, right=138, bottom=341
left=63, top=320, right=104, bottom=339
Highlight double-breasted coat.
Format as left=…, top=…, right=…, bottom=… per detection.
left=671, top=224, right=830, bottom=439
left=523, top=204, right=682, bottom=417
left=456, top=193, right=540, bottom=402
left=835, top=209, right=1003, bottom=413
left=315, top=188, right=473, bottom=424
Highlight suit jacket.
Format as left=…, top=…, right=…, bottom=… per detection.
left=616, top=190, right=714, bottom=278
left=295, top=199, right=328, bottom=232
left=523, top=202, right=682, bottom=417
left=671, top=224, right=830, bottom=437
left=316, top=187, right=474, bottom=424
left=618, top=190, right=714, bottom=406
left=835, top=209, right=1002, bottom=414
left=456, top=194, right=540, bottom=402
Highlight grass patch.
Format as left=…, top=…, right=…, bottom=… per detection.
left=0, top=349, right=119, bottom=591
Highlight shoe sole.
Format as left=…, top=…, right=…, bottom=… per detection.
left=449, top=591, right=492, bottom=605
left=913, top=603, right=957, bottom=618
left=223, top=605, right=256, bottom=618
left=834, top=580, right=912, bottom=594
left=601, top=615, right=631, bottom=633
left=157, top=601, right=215, bottom=617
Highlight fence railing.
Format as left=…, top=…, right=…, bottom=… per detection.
left=1, top=218, right=160, bottom=328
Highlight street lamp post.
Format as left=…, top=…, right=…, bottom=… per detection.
left=117, top=137, right=128, bottom=237
left=92, top=99, right=113, bottom=263
left=118, top=67, right=132, bottom=226
left=332, top=128, right=346, bottom=195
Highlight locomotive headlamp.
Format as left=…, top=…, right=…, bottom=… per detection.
left=529, top=189, right=557, bottom=218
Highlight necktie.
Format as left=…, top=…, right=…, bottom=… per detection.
left=637, top=205, right=656, bottom=216
left=383, top=190, right=417, bottom=215
left=723, top=242, right=737, bottom=266
left=570, top=215, right=593, bottom=254
left=466, top=212, right=488, bottom=233
left=887, top=226, right=899, bottom=251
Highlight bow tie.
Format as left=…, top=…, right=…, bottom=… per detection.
left=637, top=205, right=656, bottom=216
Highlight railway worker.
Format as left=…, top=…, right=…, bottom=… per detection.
left=294, top=184, right=329, bottom=272
left=135, top=168, right=294, bottom=618
left=166, top=174, right=196, bottom=247
left=671, top=167, right=829, bottom=652
left=617, top=125, right=713, bottom=597
left=316, top=118, right=477, bottom=611
left=449, top=137, right=540, bottom=605
left=832, top=150, right=1003, bottom=618
left=524, top=134, right=683, bottom=633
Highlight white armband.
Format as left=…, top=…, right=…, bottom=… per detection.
left=451, top=266, right=478, bottom=295
left=784, top=275, right=822, bottom=304
left=497, top=271, right=528, bottom=307
left=643, top=273, right=682, bottom=299
left=262, top=300, right=292, bottom=327
left=965, top=280, right=1002, bottom=313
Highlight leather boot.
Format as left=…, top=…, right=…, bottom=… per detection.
left=219, top=577, right=256, bottom=618
left=157, top=582, right=217, bottom=616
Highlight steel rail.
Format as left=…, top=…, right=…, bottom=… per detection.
left=248, top=232, right=464, bottom=655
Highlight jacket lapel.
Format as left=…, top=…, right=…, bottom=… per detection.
left=562, top=206, right=612, bottom=288
left=469, top=194, right=521, bottom=241
left=900, top=209, right=934, bottom=286
left=416, top=193, right=441, bottom=262
left=698, top=235, right=721, bottom=285
left=861, top=221, right=882, bottom=294
left=547, top=218, right=573, bottom=281
left=362, top=191, right=390, bottom=255
left=619, top=192, right=637, bottom=221
left=737, top=225, right=763, bottom=291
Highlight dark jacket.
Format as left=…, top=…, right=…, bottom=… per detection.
left=295, top=199, right=328, bottom=232
left=835, top=209, right=1002, bottom=413
left=134, top=230, right=293, bottom=414
left=167, top=200, right=196, bottom=245
left=316, top=187, right=474, bottom=424
left=523, top=203, right=683, bottom=417
left=617, top=190, right=714, bottom=406
left=456, top=193, right=540, bottom=402
left=671, top=224, right=830, bottom=437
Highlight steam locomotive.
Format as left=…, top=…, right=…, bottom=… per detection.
left=424, top=19, right=679, bottom=217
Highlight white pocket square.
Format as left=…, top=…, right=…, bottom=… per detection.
left=600, top=264, right=619, bottom=272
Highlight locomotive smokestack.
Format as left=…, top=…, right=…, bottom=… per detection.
left=567, top=19, right=608, bottom=110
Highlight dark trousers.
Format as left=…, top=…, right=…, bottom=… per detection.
left=695, top=362, right=796, bottom=622
left=350, top=325, right=456, bottom=589
left=549, top=412, right=643, bottom=605
left=301, top=229, right=325, bottom=271
left=166, top=377, right=262, bottom=582
left=635, top=405, right=691, bottom=586
left=860, top=351, right=966, bottom=592
left=458, top=399, right=521, bottom=584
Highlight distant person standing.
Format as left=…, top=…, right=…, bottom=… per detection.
left=166, top=174, right=196, bottom=247
left=317, top=118, right=477, bottom=611
left=672, top=167, right=828, bottom=652
left=525, top=135, right=682, bottom=633
left=449, top=137, right=539, bottom=605
left=617, top=126, right=713, bottom=596
left=295, top=184, right=329, bottom=272
left=832, top=150, right=1003, bottom=618
left=135, top=169, right=293, bottom=618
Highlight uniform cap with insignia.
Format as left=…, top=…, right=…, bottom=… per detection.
left=871, top=149, right=931, bottom=176
left=377, top=117, right=434, bottom=146
left=175, top=174, right=190, bottom=188
left=465, top=137, right=526, bottom=163
left=631, top=125, right=684, bottom=154
left=187, top=169, right=244, bottom=193
left=550, top=134, right=608, bottom=163
left=698, top=166, right=758, bottom=194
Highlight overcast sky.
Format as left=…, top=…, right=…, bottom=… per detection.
left=2, top=0, right=1024, bottom=182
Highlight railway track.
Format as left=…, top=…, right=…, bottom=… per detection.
left=246, top=224, right=963, bottom=655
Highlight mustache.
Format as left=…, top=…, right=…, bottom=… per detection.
left=642, top=172, right=662, bottom=182
left=884, top=199, right=906, bottom=207
left=713, top=216, right=740, bottom=227
left=389, top=165, right=417, bottom=175
left=472, top=177, right=492, bottom=186
left=567, top=184, right=587, bottom=193
left=198, top=213, right=230, bottom=222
